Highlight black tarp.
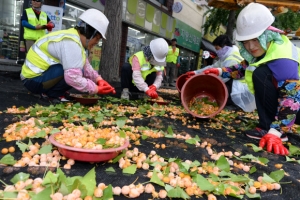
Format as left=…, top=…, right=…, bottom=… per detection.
left=1, top=71, right=300, bottom=200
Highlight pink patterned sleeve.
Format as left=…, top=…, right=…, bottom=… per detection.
left=131, top=55, right=149, bottom=91
left=83, top=58, right=101, bottom=82
left=132, top=56, right=141, bottom=71
left=64, top=68, right=97, bottom=94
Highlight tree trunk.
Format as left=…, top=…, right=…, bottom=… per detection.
left=99, top=0, right=122, bottom=82
left=226, top=10, right=236, bottom=40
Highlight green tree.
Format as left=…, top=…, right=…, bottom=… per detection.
left=202, top=8, right=239, bottom=40
left=203, top=7, right=300, bottom=40
left=273, top=10, right=300, bottom=31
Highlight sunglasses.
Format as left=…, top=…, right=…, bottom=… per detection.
left=32, top=0, right=42, bottom=2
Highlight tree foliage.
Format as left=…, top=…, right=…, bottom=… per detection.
left=273, top=10, right=300, bottom=31
left=203, top=7, right=300, bottom=40
left=202, top=8, right=241, bottom=40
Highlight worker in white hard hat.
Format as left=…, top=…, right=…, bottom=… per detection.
left=120, top=38, right=168, bottom=100
left=203, top=3, right=300, bottom=155
left=21, top=0, right=55, bottom=52
left=184, top=35, right=255, bottom=112
left=20, top=8, right=116, bottom=104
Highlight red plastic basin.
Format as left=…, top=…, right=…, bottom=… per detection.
left=180, top=74, right=228, bottom=118
left=70, top=94, right=100, bottom=105
left=176, top=74, right=188, bottom=93
left=49, top=133, right=129, bottom=162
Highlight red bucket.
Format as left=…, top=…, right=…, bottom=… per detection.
left=181, top=74, right=228, bottom=118
left=176, top=74, right=188, bottom=93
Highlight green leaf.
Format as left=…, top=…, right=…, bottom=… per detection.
left=116, top=117, right=127, bottom=128
left=42, top=171, right=59, bottom=186
left=95, top=116, right=104, bottom=123
left=58, top=183, right=69, bottom=196
left=10, top=172, right=30, bottom=184
left=102, top=184, right=113, bottom=200
left=141, top=135, right=148, bottom=140
left=122, top=164, right=137, bottom=174
left=185, top=135, right=200, bottom=145
left=3, top=192, right=18, bottom=199
left=230, top=175, right=250, bottom=183
left=68, top=179, right=88, bottom=198
left=181, top=162, right=191, bottom=172
left=246, top=143, right=263, bottom=152
left=249, top=166, right=257, bottom=174
left=28, top=139, right=33, bottom=147
left=258, top=157, right=269, bottom=165
left=150, top=171, right=165, bottom=187
left=112, top=150, right=126, bottom=163
left=165, top=185, right=190, bottom=199
left=96, top=138, right=107, bottom=145
left=246, top=191, right=261, bottom=199
left=31, top=186, right=52, bottom=200
left=193, top=174, right=215, bottom=191
left=32, top=130, right=47, bottom=138
left=16, top=141, right=28, bottom=153
left=167, top=126, right=174, bottom=135
left=0, top=154, right=16, bottom=165
left=262, top=173, right=276, bottom=183
left=269, top=170, right=285, bottom=182
left=119, top=130, right=126, bottom=138
left=82, top=167, right=96, bottom=196
left=38, top=144, right=52, bottom=154
left=105, top=167, right=116, bottom=173
left=288, top=144, right=300, bottom=156
left=50, top=128, right=60, bottom=135
left=57, top=168, right=67, bottom=183
left=216, top=155, right=230, bottom=172
left=190, top=160, right=201, bottom=167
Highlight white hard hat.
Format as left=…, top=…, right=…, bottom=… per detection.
left=149, top=38, right=168, bottom=66
left=235, top=3, right=274, bottom=41
left=79, top=9, right=109, bottom=39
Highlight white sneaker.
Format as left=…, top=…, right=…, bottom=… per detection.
left=121, top=89, right=131, bottom=100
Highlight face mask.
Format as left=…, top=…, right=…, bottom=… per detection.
left=216, top=46, right=231, bottom=60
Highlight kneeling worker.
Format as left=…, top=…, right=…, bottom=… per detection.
left=120, top=38, right=168, bottom=100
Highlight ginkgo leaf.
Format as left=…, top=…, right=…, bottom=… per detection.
left=122, top=164, right=137, bottom=174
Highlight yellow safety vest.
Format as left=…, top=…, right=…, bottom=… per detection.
left=225, top=51, right=244, bottom=64
left=129, top=51, right=164, bottom=84
left=245, top=35, right=300, bottom=94
left=166, top=46, right=179, bottom=64
left=24, top=8, right=48, bottom=40
left=21, top=28, right=86, bottom=78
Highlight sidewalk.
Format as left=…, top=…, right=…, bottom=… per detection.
left=0, top=58, right=22, bottom=72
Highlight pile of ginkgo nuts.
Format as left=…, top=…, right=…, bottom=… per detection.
left=0, top=95, right=299, bottom=200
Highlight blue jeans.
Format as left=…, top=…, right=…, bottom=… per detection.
left=22, top=64, right=72, bottom=98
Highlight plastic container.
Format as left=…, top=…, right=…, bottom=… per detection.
left=176, top=74, right=188, bottom=93
left=181, top=74, right=228, bottom=118
left=70, top=94, right=100, bottom=105
left=147, top=99, right=171, bottom=105
left=49, top=133, right=129, bottom=162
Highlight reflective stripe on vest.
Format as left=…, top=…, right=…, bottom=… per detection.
left=245, top=35, right=300, bottom=94
left=166, top=46, right=179, bottom=63
left=24, top=8, right=47, bottom=40
left=129, top=51, right=164, bottom=83
left=21, top=28, right=85, bottom=78
left=141, top=65, right=164, bottom=72
left=225, top=52, right=244, bottom=63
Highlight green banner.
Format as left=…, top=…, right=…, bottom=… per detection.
left=174, top=19, right=202, bottom=52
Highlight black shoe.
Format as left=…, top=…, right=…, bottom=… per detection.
left=244, top=127, right=288, bottom=142
left=64, top=91, right=74, bottom=101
